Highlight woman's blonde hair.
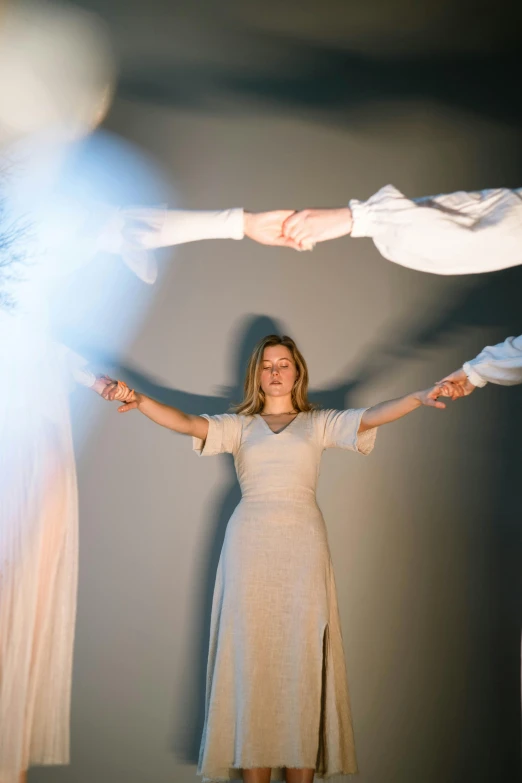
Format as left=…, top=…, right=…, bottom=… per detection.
left=233, top=334, right=314, bottom=416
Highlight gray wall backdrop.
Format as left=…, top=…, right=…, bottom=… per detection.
left=34, top=2, right=521, bottom=782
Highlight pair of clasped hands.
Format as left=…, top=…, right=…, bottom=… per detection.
left=243, top=208, right=355, bottom=251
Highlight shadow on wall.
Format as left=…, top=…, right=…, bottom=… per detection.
left=96, top=264, right=521, bottom=776
left=119, top=34, right=522, bottom=133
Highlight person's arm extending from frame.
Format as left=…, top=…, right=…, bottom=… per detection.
left=440, top=334, right=522, bottom=397
left=283, top=184, right=522, bottom=274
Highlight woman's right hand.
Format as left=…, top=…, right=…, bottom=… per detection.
left=101, top=380, right=140, bottom=412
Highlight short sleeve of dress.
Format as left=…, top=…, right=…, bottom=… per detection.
left=318, top=408, right=377, bottom=455
left=192, top=413, right=242, bottom=456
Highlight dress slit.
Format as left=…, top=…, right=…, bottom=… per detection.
left=316, top=623, right=329, bottom=775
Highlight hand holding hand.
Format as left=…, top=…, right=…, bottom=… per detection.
left=414, top=383, right=454, bottom=409
left=101, top=379, right=140, bottom=412
left=282, top=207, right=354, bottom=250
left=243, top=211, right=305, bottom=250
left=436, top=368, right=476, bottom=400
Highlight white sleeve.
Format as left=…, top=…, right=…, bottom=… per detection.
left=349, top=184, right=522, bottom=275
left=123, top=207, right=245, bottom=249
left=463, top=335, right=522, bottom=387
left=55, top=344, right=96, bottom=389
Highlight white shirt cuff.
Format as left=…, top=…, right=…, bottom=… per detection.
left=222, top=207, right=244, bottom=239
left=348, top=198, right=375, bottom=238
left=463, top=362, right=488, bottom=388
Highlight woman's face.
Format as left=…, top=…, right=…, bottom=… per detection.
left=259, top=345, right=298, bottom=401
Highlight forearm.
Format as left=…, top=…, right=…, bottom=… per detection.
left=135, top=394, right=205, bottom=436
left=360, top=392, right=421, bottom=431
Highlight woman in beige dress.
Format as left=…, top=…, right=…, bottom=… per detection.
left=102, top=334, right=452, bottom=783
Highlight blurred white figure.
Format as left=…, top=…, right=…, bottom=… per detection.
left=0, top=8, right=300, bottom=782
left=0, top=4, right=116, bottom=782
left=0, top=0, right=113, bottom=143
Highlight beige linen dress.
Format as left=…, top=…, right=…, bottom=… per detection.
left=193, top=408, right=377, bottom=781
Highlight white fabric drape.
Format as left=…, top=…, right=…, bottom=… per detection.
left=350, top=184, right=522, bottom=275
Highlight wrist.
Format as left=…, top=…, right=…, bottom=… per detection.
left=462, top=362, right=486, bottom=388
left=341, top=207, right=353, bottom=236
left=243, top=211, right=253, bottom=239
left=410, top=391, right=424, bottom=408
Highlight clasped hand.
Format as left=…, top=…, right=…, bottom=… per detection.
left=92, top=377, right=139, bottom=412
left=244, top=208, right=354, bottom=251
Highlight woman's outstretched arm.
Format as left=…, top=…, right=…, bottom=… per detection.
left=101, top=379, right=209, bottom=440
left=358, top=384, right=450, bottom=432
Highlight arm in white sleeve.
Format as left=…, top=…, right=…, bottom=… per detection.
left=463, top=335, right=522, bottom=386
left=349, top=184, right=522, bottom=275
left=96, top=207, right=244, bottom=286
left=123, top=207, right=245, bottom=249
left=56, top=343, right=96, bottom=389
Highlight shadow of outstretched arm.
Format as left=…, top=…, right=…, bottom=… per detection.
left=119, top=30, right=522, bottom=129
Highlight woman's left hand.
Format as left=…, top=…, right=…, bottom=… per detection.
left=101, top=379, right=136, bottom=403
left=414, top=383, right=455, bottom=409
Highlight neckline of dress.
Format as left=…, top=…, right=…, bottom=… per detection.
left=256, top=412, right=302, bottom=436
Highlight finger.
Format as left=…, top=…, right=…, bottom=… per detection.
left=442, top=389, right=460, bottom=401
left=288, top=228, right=311, bottom=245
left=102, top=382, right=118, bottom=400
left=282, top=212, right=304, bottom=236
left=266, top=233, right=304, bottom=250
left=447, top=382, right=467, bottom=398
left=281, top=240, right=307, bottom=251
left=106, top=384, right=120, bottom=400
left=271, top=235, right=301, bottom=249
left=118, top=401, right=137, bottom=412
left=109, top=387, right=125, bottom=401
left=114, top=381, right=131, bottom=401
left=286, top=237, right=307, bottom=251
left=438, top=382, right=456, bottom=397
left=437, top=372, right=462, bottom=385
